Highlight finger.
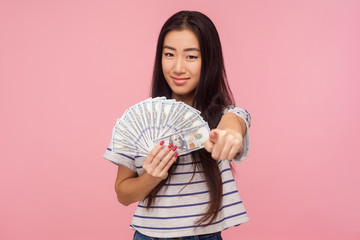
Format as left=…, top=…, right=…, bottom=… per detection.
left=211, top=133, right=225, bottom=160
left=160, top=152, right=178, bottom=176
left=209, top=130, right=218, bottom=143
left=228, top=137, right=243, bottom=160
left=203, top=139, right=214, bottom=153
left=144, top=140, right=165, bottom=165
left=228, top=144, right=240, bottom=160
left=150, top=143, right=174, bottom=167
left=157, top=146, right=177, bottom=170
left=219, top=139, right=233, bottom=160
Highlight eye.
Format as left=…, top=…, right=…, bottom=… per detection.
left=164, top=52, right=174, bottom=57
left=187, top=55, right=198, bottom=60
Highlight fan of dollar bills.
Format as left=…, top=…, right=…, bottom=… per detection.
left=110, top=97, right=210, bottom=157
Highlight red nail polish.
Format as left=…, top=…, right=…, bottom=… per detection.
left=172, top=146, right=177, bottom=151
left=168, top=143, right=173, bottom=148
left=160, top=140, right=164, bottom=146
left=175, top=153, right=178, bottom=158
left=213, top=131, right=217, bottom=136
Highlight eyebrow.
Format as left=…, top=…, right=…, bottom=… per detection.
left=163, top=45, right=200, bottom=52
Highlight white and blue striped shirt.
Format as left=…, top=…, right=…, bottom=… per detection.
left=103, top=106, right=251, bottom=238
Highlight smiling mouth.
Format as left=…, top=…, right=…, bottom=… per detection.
left=172, top=77, right=189, bottom=85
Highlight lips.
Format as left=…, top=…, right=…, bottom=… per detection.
left=172, top=77, right=189, bottom=85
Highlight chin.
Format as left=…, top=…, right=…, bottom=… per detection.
left=173, top=90, right=190, bottom=96
left=172, top=88, right=196, bottom=97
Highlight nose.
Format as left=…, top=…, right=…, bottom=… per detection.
left=173, top=58, right=186, bottom=75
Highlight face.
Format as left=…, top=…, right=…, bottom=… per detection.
left=162, top=29, right=201, bottom=104
left=171, top=134, right=184, bottom=148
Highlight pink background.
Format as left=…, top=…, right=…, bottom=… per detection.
left=1, top=0, right=359, bottom=239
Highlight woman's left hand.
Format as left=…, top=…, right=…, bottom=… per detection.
left=204, top=128, right=243, bottom=160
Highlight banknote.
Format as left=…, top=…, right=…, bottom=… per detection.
left=159, top=100, right=177, bottom=136
left=110, top=98, right=210, bottom=157
left=112, top=141, right=148, bottom=157
left=152, top=123, right=210, bottom=156
left=113, top=127, right=149, bottom=154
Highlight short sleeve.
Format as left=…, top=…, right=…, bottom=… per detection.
left=223, top=105, right=251, bottom=162
left=103, top=142, right=137, bottom=172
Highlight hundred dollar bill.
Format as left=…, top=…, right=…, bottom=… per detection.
left=167, top=103, right=187, bottom=127
left=112, top=140, right=148, bottom=157
left=143, top=100, right=154, bottom=140
left=112, top=127, right=149, bottom=154
left=170, top=113, right=205, bottom=134
left=123, top=110, right=150, bottom=151
left=130, top=103, right=152, bottom=145
left=152, top=122, right=210, bottom=156
left=138, top=101, right=152, bottom=143
left=158, top=100, right=177, bottom=136
left=152, top=99, right=162, bottom=139
left=166, top=109, right=203, bottom=134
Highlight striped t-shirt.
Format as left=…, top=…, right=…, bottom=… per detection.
left=103, top=106, right=251, bottom=238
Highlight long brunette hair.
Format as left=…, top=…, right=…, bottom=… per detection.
left=148, top=11, right=235, bottom=226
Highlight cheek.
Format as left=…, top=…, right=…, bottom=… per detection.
left=190, top=63, right=201, bottom=77
left=162, top=60, right=171, bottom=74
left=161, top=59, right=167, bottom=73
left=161, top=61, right=166, bottom=72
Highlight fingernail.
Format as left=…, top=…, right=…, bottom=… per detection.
left=160, top=140, right=164, bottom=146
left=172, top=146, right=177, bottom=151
left=168, top=143, right=173, bottom=148
left=175, top=153, right=178, bottom=158
left=213, top=132, right=217, bottom=136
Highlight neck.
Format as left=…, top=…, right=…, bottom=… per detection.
left=171, top=92, right=195, bottom=106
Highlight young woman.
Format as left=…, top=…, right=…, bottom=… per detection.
left=103, top=11, right=251, bottom=240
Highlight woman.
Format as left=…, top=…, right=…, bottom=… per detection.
left=103, top=10, right=251, bottom=239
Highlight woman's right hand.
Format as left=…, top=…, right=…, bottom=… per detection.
left=142, top=141, right=178, bottom=180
